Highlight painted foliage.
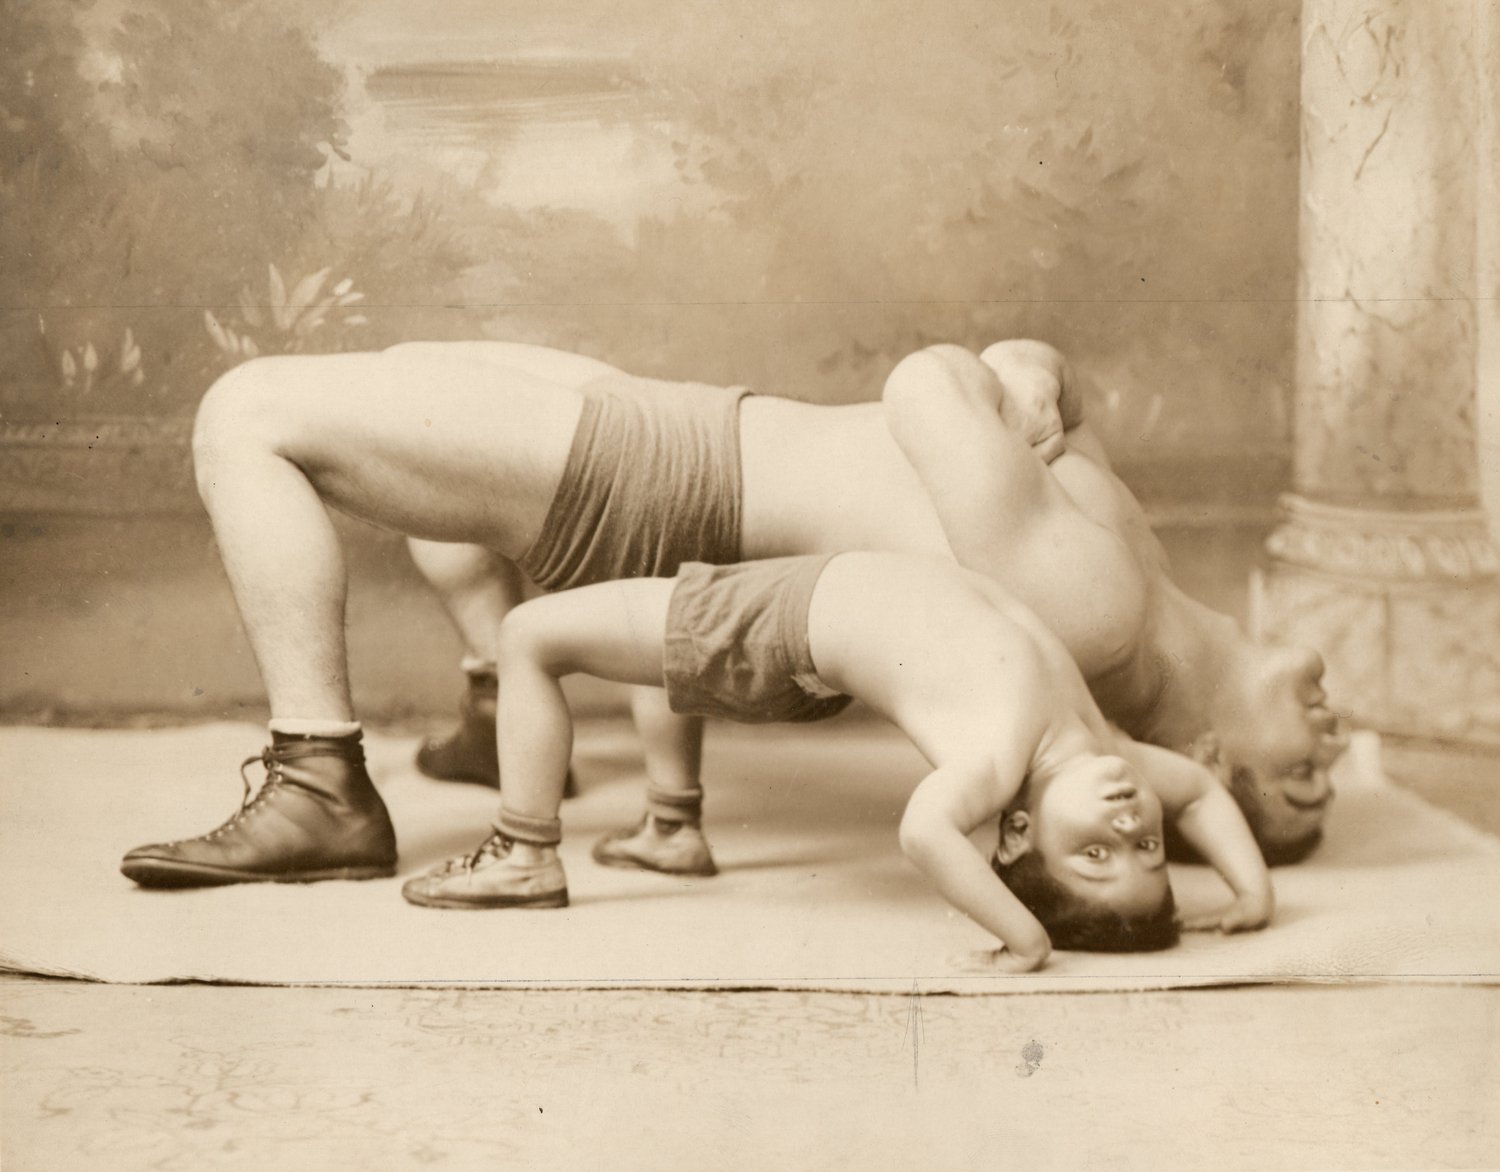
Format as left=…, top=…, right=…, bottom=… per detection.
left=3, top=0, right=1298, bottom=465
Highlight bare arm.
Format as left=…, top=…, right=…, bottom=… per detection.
left=882, top=345, right=1063, bottom=575
left=898, top=756, right=1052, bottom=972
left=1116, top=736, right=1275, bottom=933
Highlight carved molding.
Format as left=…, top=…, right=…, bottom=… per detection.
left=1265, top=492, right=1499, bottom=583
left=0, top=418, right=193, bottom=446
left=1256, top=556, right=1500, bottom=746
left=0, top=416, right=197, bottom=515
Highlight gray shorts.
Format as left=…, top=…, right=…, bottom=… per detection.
left=518, top=374, right=750, bottom=593
left=663, top=556, right=853, bottom=725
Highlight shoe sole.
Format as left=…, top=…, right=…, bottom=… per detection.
left=401, top=889, right=570, bottom=910
left=590, top=845, right=718, bottom=878
left=121, top=859, right=397, bottom=888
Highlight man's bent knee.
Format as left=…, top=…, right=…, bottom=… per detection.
left=192, top=358, right=314, bottom=490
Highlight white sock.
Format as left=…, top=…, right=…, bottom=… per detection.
left=460, top=655, right=498, bottom=676
left=268, top=718, right=363, bottom=738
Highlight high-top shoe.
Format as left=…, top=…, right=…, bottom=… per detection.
left=415, top=669, right=577, bottom=797
left=591, top=814, right=718, bottom=877
left=401, top=829, right=568, bottom=910
left=120, top=732, right=398, bottom=888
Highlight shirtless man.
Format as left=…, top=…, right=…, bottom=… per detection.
left=120, top=339, right=1344, bottom=888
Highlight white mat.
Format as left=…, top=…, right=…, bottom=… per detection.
left=2, top=721, right=1497, bottom=992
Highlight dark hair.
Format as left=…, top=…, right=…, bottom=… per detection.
left=991, top=850, right=1180, bottom=953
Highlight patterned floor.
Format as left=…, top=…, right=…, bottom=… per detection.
left=3, top=977, right=1497, bottom=1169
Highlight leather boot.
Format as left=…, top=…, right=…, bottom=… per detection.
left=415, top=669, right=577, bottom=797
left=416, top=669, right=501, bottom=786
left=121, top=732, right=398, bottom=888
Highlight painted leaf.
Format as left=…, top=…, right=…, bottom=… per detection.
left=238, top=287, right=263, bottom=328
left=288, top=267, right=332, bottom=320
left=293, top=309, right=325, bottom=337
left=268, top=264, right=291, bottom=331
left=204, top=310, right=232, bottom=352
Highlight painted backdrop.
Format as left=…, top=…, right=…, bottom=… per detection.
left=3, top=0, right=1300, bottom=513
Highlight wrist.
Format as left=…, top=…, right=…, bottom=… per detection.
left=1236, top=883, right=1275, bottom=918
left=1007, top=931, right=1052, bottom=965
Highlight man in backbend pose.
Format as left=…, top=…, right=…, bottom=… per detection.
left=120, top=339, right=1343, bottom=888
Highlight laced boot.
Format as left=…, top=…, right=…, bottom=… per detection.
left=120, top=732, right=398, bottom=888
left=592, top=814, right=718, bottom=877
left=402, top=828, right=568, bottom=909
left=415, top=668, right=578, bottom=796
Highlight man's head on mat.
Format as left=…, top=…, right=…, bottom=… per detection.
left=1205, top=642, right=1344, bottom=856
left=1164, top=765, right=1327, bottom=869
left=993, top=753, right=1179, bottom=952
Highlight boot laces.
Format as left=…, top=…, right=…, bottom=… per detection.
left=450, top=828, right=513, bottom=874
left=177, top=739, right=356, bottom=843
left=237, top=747, right=283, bottom=810
left=197, top=748, right=285, bottom=839
left=219, top=740, right=352, bottom=834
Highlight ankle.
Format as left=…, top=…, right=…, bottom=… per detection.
left=269, top=718, right=362, bottom=739
left=645, top=784, right=704, bottom=826
left=646, top=813, right=698, bottom=834
left=459, top=658, right=499, bottom=691
left=509, top=841, right=557, bottom=867
left=496, top=806, right=562, bottom=848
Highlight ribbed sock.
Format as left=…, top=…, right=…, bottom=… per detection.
left=646, top=784, right=704, bottom=825
left=268, top=718, right=363, bottom=738
left=460, top=655, right=498, bottom=677
left=496, top=807, right=563, bottom=846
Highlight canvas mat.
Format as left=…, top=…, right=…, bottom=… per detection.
left=2, top=720, right=1498, bottom=993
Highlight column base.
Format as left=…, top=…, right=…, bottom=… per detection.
left=1253, top=495, right=1500, bottom=747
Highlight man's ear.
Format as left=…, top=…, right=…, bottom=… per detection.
left=995, top=810, right=1033, bottom=865
left=1188, top=732, right=1222, bottom=769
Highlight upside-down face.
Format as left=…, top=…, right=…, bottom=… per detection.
left=1023, top=754, right=1169, bottom=916
left=1215, top=644, right=1347, bottom=850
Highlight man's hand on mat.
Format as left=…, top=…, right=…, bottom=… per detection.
left=948, top=945, right=1050, bottom=975
left=1181, top=891, right=1275, bottom=935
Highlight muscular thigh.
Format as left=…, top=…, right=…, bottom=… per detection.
left=510, top=579, right=674, bottom=687
left=255, top=349, right=584, bottom=556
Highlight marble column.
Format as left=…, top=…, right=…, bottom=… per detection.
left=1256, top=0, right=1500, bottom=745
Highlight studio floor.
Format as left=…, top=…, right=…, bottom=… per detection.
left=2, top=717, right=1499, bottom=1170
left=3, top=977, right=1497, bottom=1169
left=3, top=516, right=1499, bottom=1167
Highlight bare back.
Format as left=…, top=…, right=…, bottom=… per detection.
left=805, top=553, right=1111, bottom=774
left=739, top=397, right=1153, bottom=684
